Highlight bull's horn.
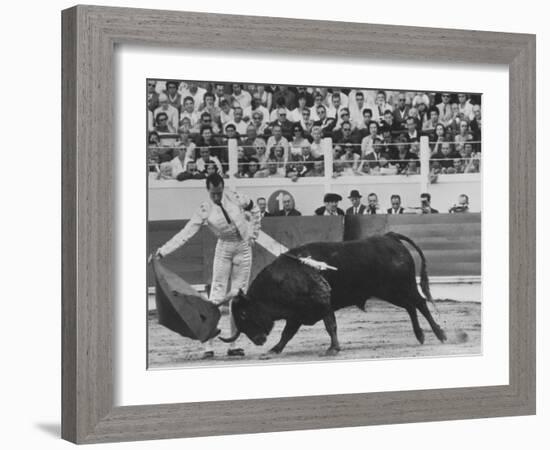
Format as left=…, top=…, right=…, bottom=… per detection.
left=218, top=331, right=241, bottom=343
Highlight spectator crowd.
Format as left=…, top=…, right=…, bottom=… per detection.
left=148, top=80, right=482, bottom=180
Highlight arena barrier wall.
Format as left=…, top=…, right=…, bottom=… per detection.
left=147, top=213, right=481, bottom=287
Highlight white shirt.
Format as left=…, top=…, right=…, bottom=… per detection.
left=232, top=90, right=252, bottom=110
left=458, top=101, right=474, bottom=120
left=227, top=120, right=248, bottom=136
left=180, top=110, right=201, bottom=130
left=179, top=86, right=206, bottom=111
left=219, top=109, right=234, bottom=127
left=196, top=156, right=223, bottom=174
left=168, top=155, right=194, bottom=178
left=243, top=105, right=269, bottom=125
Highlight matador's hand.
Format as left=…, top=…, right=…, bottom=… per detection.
left=147, top=249, right=163, bottom=264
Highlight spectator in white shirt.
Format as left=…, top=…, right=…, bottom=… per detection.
left=169, top=146, right=195, bottom=179
left=310, top=126, right=325, bottom=159
left=243, top=98, right=269, bottom=126
left=200, top=92, right=221, bottom=129
left=229, top=107, right=249, bottom=136
left=154, top=94, right=179, bottom=132
left=231, top=84, right=252, bottom=110
left=327, top=92, right=344, bottom=119
left=309, top=92, right=325, bottom=122
left=175, top=131, right=196, bottom=159
left=350, top=91, right=368, bottom=128
left=178, top=81, right=206, bottom=112
left=361, top=121, right=381, bottom=157
left=327, top=89, right=349, bottom=108
left=457, top=93, right=474, bottom=120
left=254, top=139, right=269, bottom=169
left=251, top=111, right=268, bottom=136
left=372, top=90, right=393, bottom=122
left=218, top=99, right=234, bottom=128
left=266, top=124, right=290, bottom=160
left=180, top=96, right=201, bottom=132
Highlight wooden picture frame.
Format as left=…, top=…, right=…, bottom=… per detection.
left=61, top=5, right=536, bottom=444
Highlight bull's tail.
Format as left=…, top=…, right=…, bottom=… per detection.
left=386, top=232, right=436, bottom=309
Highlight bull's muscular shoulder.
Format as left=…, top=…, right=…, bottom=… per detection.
left=249, top=255, right=332, bottom=319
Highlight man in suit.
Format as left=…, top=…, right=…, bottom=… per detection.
left=315, top=193, right=345, bottom=216
left=346, top=190, right=366, bottom=215
left=392, top=92, right=410, bottom=129
left=276, top=194, right=302, bottom=216
left=387, top=194, right=405, bottom=214
left=257, top=197, right=272, bottom=218
left=365, top=192, right=380, bottom=215
left=420, top=192, right=439, bottom=214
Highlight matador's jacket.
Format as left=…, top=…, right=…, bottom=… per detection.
left=158, top=189, right=261, bottom=257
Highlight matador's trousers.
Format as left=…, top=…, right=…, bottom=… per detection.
left=207, top=239, right=252, bottom=348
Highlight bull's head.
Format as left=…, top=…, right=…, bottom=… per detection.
left=218, top=289, right=274, bottom=346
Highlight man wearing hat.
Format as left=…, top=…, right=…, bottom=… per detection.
left=315, top=193, right=345, bottom=216
left=345, top=190, right=366, bottom=215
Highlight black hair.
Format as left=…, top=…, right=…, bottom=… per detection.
left=391, top=194, right=401, bottom=201
left=206, top=172, right=224, bottom=189
left=155, top=112, right=168, bottom=123
left=421, top=192, right=431, bottom=201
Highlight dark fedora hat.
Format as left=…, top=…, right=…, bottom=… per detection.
left=348, top=190, right=362, bottom=199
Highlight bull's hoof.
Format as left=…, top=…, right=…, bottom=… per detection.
left=323, top=347, right=341, bottom=357
left=415, top=331, right=425, bottom=344
left=437, top=328, right=447, bottom=342
left=259, top=353, right=275, bottom=360
left=268, top=346, right=282, bottom=354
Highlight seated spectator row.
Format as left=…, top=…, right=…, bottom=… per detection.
left=262, top=191, right=472, bottom=217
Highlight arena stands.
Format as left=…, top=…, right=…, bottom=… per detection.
left=148, top=81, right=482, bottom=181
left=147, top=80, right=482, bottom=218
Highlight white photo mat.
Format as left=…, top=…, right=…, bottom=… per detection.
left=114, top=45, right=509, bottom=406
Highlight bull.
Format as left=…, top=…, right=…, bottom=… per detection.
left=219, top=232, right=447, bottom=356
